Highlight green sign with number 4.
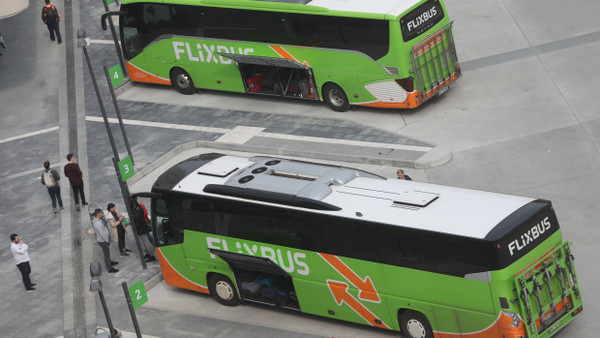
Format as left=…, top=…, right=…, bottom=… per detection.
left=129, top=279, right=148, bottom=309
left=118, top=156, right=135, bottom=182
left=109, top=64, right=125, bottom=88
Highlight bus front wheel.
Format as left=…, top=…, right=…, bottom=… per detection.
left=208, top=274, right=240, bottom=306
left=170, top=68, right=196, bottom=95
left=323, top=83, right=350, bottom=112
left=400, top=310, right=433, bottom=338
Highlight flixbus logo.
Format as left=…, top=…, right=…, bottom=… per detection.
left=407, top=6, right=438, bottom=32
left=173, top=41, right=255, bottom=64
left=508, top=217, right=551, bottom=256
left=206, top=236, right=310, bottom=275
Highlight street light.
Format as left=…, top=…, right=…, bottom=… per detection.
left=77, top=28, right=147, bottom=270
left=90, top=262, right=118, bottom=338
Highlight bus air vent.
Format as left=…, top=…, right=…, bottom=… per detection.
left=270, top=170, right=318, bottom=181
left=197, top=162, right=239, bottom=178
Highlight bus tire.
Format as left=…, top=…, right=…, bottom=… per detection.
left=208, top=274, right=240, bottom=306
left=323, top=83, right=350, bottom=112
left=400, top=310, right=433, bottom=338
left=170, top=68, right=196, bottom=95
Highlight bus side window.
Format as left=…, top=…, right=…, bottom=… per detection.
left=153, top=198, right=170, bottom=246
left=180, top=198, right=216, bottom=234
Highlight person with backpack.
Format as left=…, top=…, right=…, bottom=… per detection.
left=41, top=161, right=64, bottom=216
left=41, top=0, right=62, bottom=44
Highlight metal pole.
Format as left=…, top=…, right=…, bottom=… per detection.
left=98, top=290, right=117, bottom=338
left=112, top=157, right=147, bottom=270
left=122, top=281, right=142, bottom=338
left=101, top=0, right=127, bottom=77
left=103, top=65, right=134, bottom=166
left=83, top=46, right=120, bottom=161
left=83, top=42, right=146, bottom=270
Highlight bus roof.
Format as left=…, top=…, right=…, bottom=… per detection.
left=124, top=0, right=423, bottom=17
left=155, top=154, right=536, bottom=240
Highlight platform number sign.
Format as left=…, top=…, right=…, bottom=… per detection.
left=118, top=156, right=135, bottom=182
left=129, top=280, right=148, bottom=309
left=109, top=64, right=124, bottom=88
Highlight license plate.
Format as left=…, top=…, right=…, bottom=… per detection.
left=437, top=85, right=449, bottom=96
left=548, top=321, right=562, bottom=334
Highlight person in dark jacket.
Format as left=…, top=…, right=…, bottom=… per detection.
left=41, top=0, right=62, bottom=44
left=133, top=199, right=156, bottom=262
left=64, top=153, right=88, bottom=210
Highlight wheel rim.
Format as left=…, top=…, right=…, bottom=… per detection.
left=215, top=280, right=234, bottom=301
left=176, top=73, right=191, bottom=89
left=328, top=88, right=345, bottom=107
left=406, top=319, right=426, bottom=338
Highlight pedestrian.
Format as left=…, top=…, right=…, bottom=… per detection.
left=138, top=200, right=155, bottom=246
left=41, top=0, right=62, bottom=44
left=396, top=169, right=412, bottom=181
left=10, top=234, right=37, bottom=291
left=133, top=199, right=156, bottom=262
left=91, top=209, right=119, bottom=273
left=64, top=153, right=88, bottom=211
left=107, top=203, right=131, bottom=257
left=41, top=160, right=64, bottom=216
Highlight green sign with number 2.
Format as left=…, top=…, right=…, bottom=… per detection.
left=129, top=279, right=148, bottom=309
left=118, top=156, right=135, bottom=182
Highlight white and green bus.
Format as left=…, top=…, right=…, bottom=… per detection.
left=110, top=0, right=461, bottom=111
left=141, top=153, right=583, bottom=338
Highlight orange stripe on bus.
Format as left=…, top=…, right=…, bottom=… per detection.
left=434, top=311, right=526, bottom=337
left=156, top=248, right=209, bottom=294
left=126, top=61, right=171, bottom=85
left=270, top=45, right=298, bottom=62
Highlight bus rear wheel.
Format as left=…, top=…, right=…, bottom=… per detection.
left=170, top=68, right=196, bottom=95
left=400, top=310, right=433, bottom=338
left=323, top=83, right=350, bottom=112
left=209, top=274, right=240, bottom=306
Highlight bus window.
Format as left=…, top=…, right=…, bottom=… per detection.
left=152, top=198, right=170, bottom=246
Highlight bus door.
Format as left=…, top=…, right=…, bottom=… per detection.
left=514, top=241, right=583, bottom=336
left=218, top=52, right=319, bottom=100
left=211, top=250, right=301, bottom=310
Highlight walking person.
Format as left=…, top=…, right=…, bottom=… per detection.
left=41, top=161, right=64, bottom=216
left=107, top=203, right=131, bottom=257
left=10, top=234, right=37, bottom=291
left=41, top=0, right=62, bottom=44
left=133, top=200, right=156, bottom=262
left=64, top=153, right=88, bottom=211
left=91, top=209, right=119, bottom=273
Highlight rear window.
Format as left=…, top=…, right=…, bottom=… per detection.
left=487, top=201, right=560, bottom=269
left=399, top=0, right=444, bottom=42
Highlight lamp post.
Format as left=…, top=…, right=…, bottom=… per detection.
left=77, top=29, right=147, bottom=270
left=90, top=262, right=117, bottom=338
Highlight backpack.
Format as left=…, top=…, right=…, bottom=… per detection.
left=45, top=5, right=58, bottom=24
left=43, top=170, right=56, bottom=187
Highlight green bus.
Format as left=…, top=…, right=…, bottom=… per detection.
left=111, top=0, right=461, bottom=111
left=141, top=153, right=583, bottom=338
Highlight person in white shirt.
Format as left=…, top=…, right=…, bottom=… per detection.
left=10, top=234, right=36, bottom=291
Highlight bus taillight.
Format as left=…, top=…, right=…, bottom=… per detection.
left=395, top=78, right=414, bottom=92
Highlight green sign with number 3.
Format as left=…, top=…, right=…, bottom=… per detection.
left=129, top=279, right=148, bottom=309
left=109, top=64, right=125, bottom=88
left=118, top=156, right=135, bottom=182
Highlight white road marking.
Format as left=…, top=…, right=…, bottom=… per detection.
left=85, top=116, right=433, bottom=152
left=0, top=126, right=59, bottom=145
left=89, top=39, right=120, bottom=45
left=215, top=126, right=265, bottom=144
